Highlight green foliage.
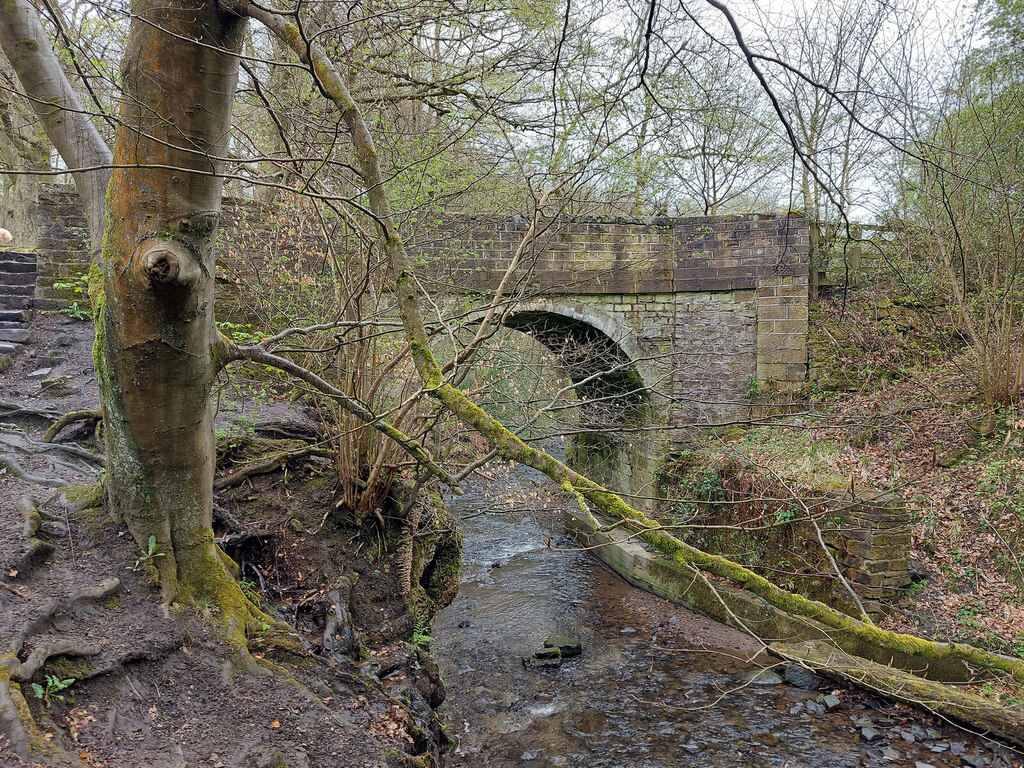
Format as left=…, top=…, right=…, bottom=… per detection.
left=775, top=507, right=798, bottom=524
left=59, top=301, right=92, bottom=321
left=409, top=620, right=433, bottom=650
left=53, top=274, right=93, bottom=321
left=239, top=579, right=264, bottom=607
left=133, top=535, right=165, bottom=571
left=52, top=273, right=88, bottom=298
left=904, top=579, right=928, bottom=599
left=216, top=320, right=261, bottom=344
left=31, top=675, right=75, bottom=707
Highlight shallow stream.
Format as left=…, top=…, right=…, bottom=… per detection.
left=433, top=466, right=1019, bottom=768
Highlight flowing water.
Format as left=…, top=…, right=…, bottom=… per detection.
left=433, top=466, right=1020, bottom=768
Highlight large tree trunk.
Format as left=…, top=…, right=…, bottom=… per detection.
left=97, top=0, right=246, bottom=604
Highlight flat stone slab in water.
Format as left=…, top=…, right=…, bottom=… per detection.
left=784, top=663, right=825, bottom=690
left=543, top=636, right=581, bottom=658
left=738, top=668, right=784, bottom=685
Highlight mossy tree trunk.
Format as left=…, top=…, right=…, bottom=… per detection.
left=95, top=1, right=247, bottom=605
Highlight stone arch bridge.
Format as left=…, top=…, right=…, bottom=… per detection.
left=22, top=188, right=809, bottom=503
left=415, top=213, right=810, bottom=500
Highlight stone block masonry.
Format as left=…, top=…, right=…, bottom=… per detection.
left=417, top=212, right=810, bottom=426
left=818, top=491, right=913, bottom=617
left=33, top=185, right=90, bottom=309
left=27, top=189, right=810, bottom=430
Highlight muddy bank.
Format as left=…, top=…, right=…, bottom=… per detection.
left=0, top=309, right=459, bottom=768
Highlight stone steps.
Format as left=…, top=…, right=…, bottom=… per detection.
left=0, top=296, right=31, bottom=310
left=0, top=250, right=35, bottom=263
left=0, top=251, right=35, bottom=360
left=0, top=271, right=35, bottom=285
left=0, top=260, right=37, bottom=273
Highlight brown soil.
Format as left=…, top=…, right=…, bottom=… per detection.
left=1, top=311, right=453, bottom=767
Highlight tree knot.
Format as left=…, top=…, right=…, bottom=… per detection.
left=137, top=240, right=200, bottom=289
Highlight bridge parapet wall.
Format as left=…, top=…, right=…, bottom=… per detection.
left=414, top=212, right=807, bottom=294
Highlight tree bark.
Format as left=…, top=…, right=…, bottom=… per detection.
left=96, top=0, right=247, bottom=605
left=0, top=67, right=50, bottom=247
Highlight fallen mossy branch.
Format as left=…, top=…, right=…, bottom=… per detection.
left=774, top=640, right=1024, bottom=749
left=214, top=441, right=331, bottom=490
left=44, top=409, right=102, bottom=443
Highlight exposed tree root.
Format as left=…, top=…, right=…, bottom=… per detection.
left=322, top=574, right=359, bottom=659
left=774, top=640, right=1024, bottom=749
left=2, top=428, right=104, bottom=474
left=43, top=409, right=103, bottom=443
left=9, top=496, right=56, bottom=577
left=0, top=400, right=62, bottom=425
left=0, top=672, right=32, bottom=763
left=0, top=577, right=121, bottom=760
left=214, top=443, right=331, bottom=490
left=0, top=455, right=72, bottom=488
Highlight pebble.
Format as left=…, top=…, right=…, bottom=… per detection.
left=882, top=748, right=901, bottom=761
left=915, top=762, right=936, bottom=768
left=27, top=367, right=52, bottom=378
left=860, top=726, right=883, bottom=743
left=821, top=694, right=841, bottom=711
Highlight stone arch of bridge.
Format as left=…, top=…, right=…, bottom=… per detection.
left=494, top=299, right=662, bottom=502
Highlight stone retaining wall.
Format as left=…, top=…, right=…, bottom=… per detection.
left=34, top=185, right=89, bottom=309
left=819, top=491, right=913, bottom=616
